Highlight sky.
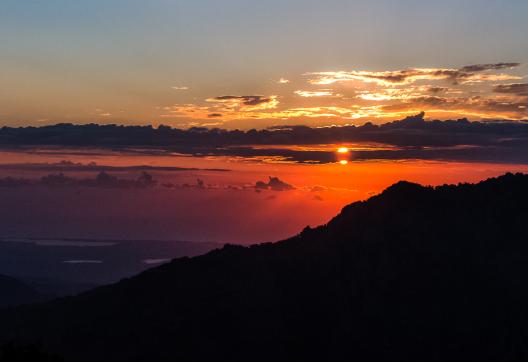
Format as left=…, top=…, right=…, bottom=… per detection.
left=1, top=0, right=528, bottom=128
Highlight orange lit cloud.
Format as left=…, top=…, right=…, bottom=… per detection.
left=494, top=83, right=528, bottom=96
left=294, top=90, right=342, bottom=98
left=159, top=63, right=527, bottom=127
left=356, top=86, right=461, bottom=101
left=307, top=63, right=521, bottom=86
left=162, top=105, right=367, bottom=121
left=206, top=95, right=280, bottom=111
left=381, top=95, right=528, bottom=120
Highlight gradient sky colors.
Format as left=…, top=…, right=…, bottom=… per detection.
left=1, top=0, right=528, bottom=128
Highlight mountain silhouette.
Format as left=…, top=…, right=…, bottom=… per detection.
left=0, top=275, right=46, bottom=308
left=2, top=173, right=528, bottom=361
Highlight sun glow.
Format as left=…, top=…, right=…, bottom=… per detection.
left=339, top=160, right=349, bottom=165
left=338, top=147, right=349, bottom=154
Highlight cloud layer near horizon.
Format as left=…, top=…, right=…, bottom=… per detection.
left=2, top=113, right=528, bottom=164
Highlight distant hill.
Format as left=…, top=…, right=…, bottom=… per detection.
left=2, top=173, right=528, bottom=361
left=0, top=275, right=46, bottom=308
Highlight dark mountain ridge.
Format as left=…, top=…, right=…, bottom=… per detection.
left=2, top=173, right=528, bottom=361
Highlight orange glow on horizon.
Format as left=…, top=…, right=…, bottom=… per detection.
left=1, top=147, right=527, bottom=244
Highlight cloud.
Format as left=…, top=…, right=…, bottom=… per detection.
left=278, top=78, right=290, bottom=84
left=459, top=63, right=520, bottom=73
left=0, top=177, right=33, bottom=187
left=424, top=86, right=451, bottom=94
left=306, top=63, right=522, bottom=86
left=356, top=86, right=458, bottom=102
left=0, top=172, right=159, bottom=189
left=381, top=95, right=528, bottom=119
left=172, top=86, right=190, bottom=91
left=95, top=109, right=112, bottom=117
left=493, top=83, right=528, bottom=96
left=2, top=114, right=528, bottom=164
left=197, top=113, right=528, bottom=164
left=356, top=88, right=419, bottom=101
left=164, top=178, right=239, bottom=191
left=268, top=106, right=364, bottom=119
left=162, top=95, right=282, bottom=123
left=158, top=63, right=527, bottom=124
left=255, top=177, right=295, bottom=191
left=44, top=171, right=157, bottom=188
left=310, top=186, right=327, bottom=193
left=162, top=104, right=368, bottom=122
left=0, top=160, right=230, bottom=173
left=207, top=95, right=279, bottom=111
left=162, top=104, right=214, bottom=119
left=295, top=90, right=341, bottom=98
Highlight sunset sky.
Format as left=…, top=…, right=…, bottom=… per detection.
left=2, top=0, right=528, bottom=128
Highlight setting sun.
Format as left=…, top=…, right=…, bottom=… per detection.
left=338, top=147, right=349, bottom=154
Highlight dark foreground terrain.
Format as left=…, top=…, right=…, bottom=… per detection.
left=1, top=173, right=528, bottom=361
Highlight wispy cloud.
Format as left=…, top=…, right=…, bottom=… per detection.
left=206, top=95, right=280, bottom=111
left=295, top=90, right=341, bottom=98
left=162, top=105, right=365, bottom=121
left=63, top=260, right=103, bottom=264
left=381, top=95, right=528, bottom=120
left=493, top=83, right=528, bottom=96
left=159, top=63, right=527, bottom=125
left=306, top=63, right=521, bottom=86
left=459, top=63, right=521, bottom=72
left=95, top=109, right=112, bottom=117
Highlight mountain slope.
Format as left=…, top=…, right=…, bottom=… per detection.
left=0, top=275, right=46, bottom=308
left=2, top=173, right=528, bottom=362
